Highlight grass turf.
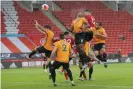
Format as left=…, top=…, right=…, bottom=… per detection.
left=1, top=63, right=133, bottom=89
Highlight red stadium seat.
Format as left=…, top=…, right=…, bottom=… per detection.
left=13, top=1, right=62, bottom=38
left=54, top=1, right=133, bottom=55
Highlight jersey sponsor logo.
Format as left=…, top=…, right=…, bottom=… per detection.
left=9, top=63, right=17, bottom=68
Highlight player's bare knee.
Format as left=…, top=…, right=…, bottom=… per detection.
left=34, top=46, right=39, bottom=51
left=101, top=48, right=106, bottom=53
left=94, top=51, right=99, bottom=56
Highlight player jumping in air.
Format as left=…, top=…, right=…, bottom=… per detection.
left=78, top=9, right=96, bottom=80
left=70, top=12, right=99, bottom=81
left=26, top=20, right=54, bottom=75
left=90, top=22, right=108, bottom=68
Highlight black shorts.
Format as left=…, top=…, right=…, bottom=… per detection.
left=94, top=43, right=106, bottom=51
left=84, top=31, right=93, bottom=42
left=75, top=31, right=93, bottom=45
left=75, top=32, right=85, bottom=45
left=36, top=46, right=52, bottom=58
left=52, top=61, right=69, bottom=70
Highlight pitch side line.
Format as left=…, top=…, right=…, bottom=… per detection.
left=3, top=81, right=133, bottom=88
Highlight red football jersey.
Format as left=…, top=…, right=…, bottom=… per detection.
left=85, top=15, right=95, bottom=28
left=64, top=36, right=75, bottom=47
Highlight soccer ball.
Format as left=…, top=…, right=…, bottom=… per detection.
left=42, top=4, right=49, bottom=11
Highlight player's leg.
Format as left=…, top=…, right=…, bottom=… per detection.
left=48, top=60, right=54, bottom=79
left=50, top=61, right=61, bottom=86
left=42, top=56, right=48, bottom=72
left=62, top=57, right=73, bottom=81
left=64, top=70, right=69, bottom=81
left=44, top=50, right=52, bottom=73
left=27, top=46, right=43, bottom=59
left=100, top=45, right=108, bottom=68
left=88, top=62, right=93, bottom=80
left=78, top=61, right=87, bottom=80
left=94, top=43, right=108, bottom=68
left=75, top=33, right=88, bottom=80
left=63, top=63, right=75, bottom=86
left=94, top=44, right=102, bottom=62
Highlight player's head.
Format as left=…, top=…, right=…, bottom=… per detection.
left=84, top=9, right=92, bottom=15
left=44, top=25, right=51, bottom=30
left=77, top=12, right=84, bottom=18
left=59, top=34, right=65, bottom=40
left=64, top=31, right=69, bottom=36
left=95, top=22, right=102, bottom=29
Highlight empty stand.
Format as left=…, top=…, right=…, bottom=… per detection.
left=14, top=1, right=61, bottom=36
left=54, top=1, right=133, bottom=55
left=1, top=1, right=19, bottom=34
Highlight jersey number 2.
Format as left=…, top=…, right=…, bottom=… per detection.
left=62, top=44, right=67, bottom=51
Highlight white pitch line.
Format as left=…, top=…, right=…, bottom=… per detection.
left=3, top=81, right=133, bottom=88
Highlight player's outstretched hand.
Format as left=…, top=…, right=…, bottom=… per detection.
left=34, top=20, right=38, bottom=26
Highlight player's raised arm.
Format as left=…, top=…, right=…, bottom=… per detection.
left=95, top=22, right=107, bottom=39
left=95, top=29, right=107, bottom=39
left=34, top=20, right=46, bottom=34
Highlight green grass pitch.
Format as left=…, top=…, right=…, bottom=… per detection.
left=1, top=63, right=133, bottom=89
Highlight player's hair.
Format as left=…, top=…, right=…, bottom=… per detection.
left=77, top=12, right=84, bottom=18
left=96, top=22, right=102, bottom=26
left=64, top=31, right=69, bottom=35
left=84, top=9, right=92, bottom=13
left=44, top=25, right=51, bottom=29
left=60, top=34, right=64, bottom=39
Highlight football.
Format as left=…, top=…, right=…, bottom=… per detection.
left=42, top=4, right=49, bottom=11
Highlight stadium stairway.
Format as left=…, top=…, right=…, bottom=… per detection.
left=1, top=34, right=36, bottom=53
left=54, top=1, right=133, bottom=55
left=1, top=1, right=19, bottom=34
left=43, top=11, right=68, bottom=32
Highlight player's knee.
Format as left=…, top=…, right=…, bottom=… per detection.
left=64, top=70, right=67, bottom=73
left=101, top=48, right=106, bottom=53
left=94, top=51, right=99, bottom=56
left=88, top=62, right=93, bottom=68
left=35, top=46, right=39, bottom=50
left=65, top=68, right=70, bottom=72
left=79, top=63, right=82, bottom=69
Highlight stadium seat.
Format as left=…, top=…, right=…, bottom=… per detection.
left=54, top=1, right=133, bottom=55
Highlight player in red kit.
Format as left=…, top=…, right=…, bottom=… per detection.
left=84, top=9, right=95, bottom=28
left=64, top=31, right=75, bottom=47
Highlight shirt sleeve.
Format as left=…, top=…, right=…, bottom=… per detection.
left=71, top=20, right=75, bottom=26
left=54, top=42, right=58, bottom=48
left=102, top=28, right=105, bottom=34
left=82, top=17, right=88, bottom=23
